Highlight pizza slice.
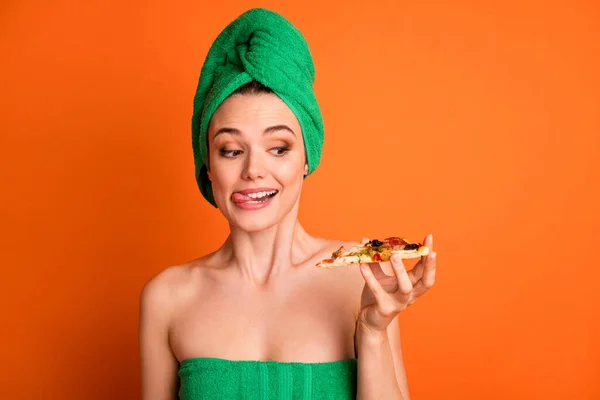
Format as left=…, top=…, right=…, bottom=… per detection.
left=316, top=237, right=429, bottom=269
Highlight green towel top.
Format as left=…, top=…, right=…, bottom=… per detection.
left=178, top=357, right=357, bottom=399
left=191, top=8, right=324, bottom=207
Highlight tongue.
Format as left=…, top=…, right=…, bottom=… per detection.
left=233, top=192, right=265, bottom=203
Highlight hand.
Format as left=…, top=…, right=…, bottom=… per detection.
left=358, top=234, right=437, bottom=333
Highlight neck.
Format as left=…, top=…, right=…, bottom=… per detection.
left=220, top=201, right=318, bottom=286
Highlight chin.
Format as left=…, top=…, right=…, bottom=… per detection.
left=227, top=208, right=279, bottom=233
left=232, top=217, right=278, bottom=233
left=222, top=192, right=300, bottom=232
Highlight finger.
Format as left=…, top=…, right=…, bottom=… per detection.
left=359, top=263, right=391, bottom=305
left=361, top=237, right=370, bottom=244
left=421, top=251, right=436, bottom=287
left=368, top=261, right=390, bottom=279
left=360, top=263, right=402, bottom=317
left=418, top=233, right=434, bottom=272
left=423, top=234, right=433, bottom=251
left=390, top=254, right=413, bottom=302
left=367, top=258, right=393, bottom=276
left=407, top=260, right=424, bottom=285
left=412, top=251, right=436, bottom=296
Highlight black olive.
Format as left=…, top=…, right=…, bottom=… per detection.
left=370, top=239, right=383, bottom=247
left=404, top=243, right=419, bottom=250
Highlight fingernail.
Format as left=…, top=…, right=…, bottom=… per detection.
left=391, top=254, right=401, bottom=263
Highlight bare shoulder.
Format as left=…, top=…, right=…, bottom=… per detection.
left=138, top=261, right=207, bottom=399
left=139, top=257, right=209, bottom=318
left=141, top=264, right=188, bottom=297
left=140, top=265, right=186, bottom=319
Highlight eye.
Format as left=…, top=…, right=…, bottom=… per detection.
left=219, top=149, right=243, bottom=158
left=270, top=146, right=290, bottom=156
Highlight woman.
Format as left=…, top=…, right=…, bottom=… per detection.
left=139, top=8, right=437, bottom=400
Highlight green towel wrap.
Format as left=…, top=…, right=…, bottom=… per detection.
left=178, top=357, right=357, bottom=399
left=191, top=8, right=325, bottom=207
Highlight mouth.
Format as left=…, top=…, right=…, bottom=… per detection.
left=232, top=189, right=279, bottom=204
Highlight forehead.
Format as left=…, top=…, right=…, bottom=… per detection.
left=209, top=93, right=302, bottom=134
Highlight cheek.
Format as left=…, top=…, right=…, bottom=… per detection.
left=209, top=162, right=238, bottom=190
left=275, top=148, right=305, bottom=177
left=274, top=160, right=305, bottom=185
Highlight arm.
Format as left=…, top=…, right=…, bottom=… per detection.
left=356, top=315, right=408, bottom=400
left=139, top=274, right=180, bottom=400
left=387, top=315, right=409, bottom=397
left=355, top=234, right=436, bottom=399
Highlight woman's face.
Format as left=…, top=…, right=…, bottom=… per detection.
left=207, top=93, right=308, bottom=232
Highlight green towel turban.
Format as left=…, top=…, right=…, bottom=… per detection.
left=191, top=8, right=324, bottom=207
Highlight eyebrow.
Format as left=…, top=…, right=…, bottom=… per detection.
left=213, top=124, right=296, bottom=140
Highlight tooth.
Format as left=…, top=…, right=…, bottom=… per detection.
left=245, top=190, right=277, bottom=199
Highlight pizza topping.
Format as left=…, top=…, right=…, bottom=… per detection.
left=332, top=246, right=345, bottom=259
left=403, top=243, right=419, bottom=250
left=369, top=239, right=383, bottom=247
left=383, top=237, right=408, bottom=247
left=316, top=235, right=428, bottom=268
left=379, top=248, right=393, bottom=261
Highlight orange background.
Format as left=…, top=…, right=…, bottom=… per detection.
left=1, top=1, right=599, bottom=399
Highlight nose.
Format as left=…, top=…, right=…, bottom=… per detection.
left=242, top=149, right=267, bottom=181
